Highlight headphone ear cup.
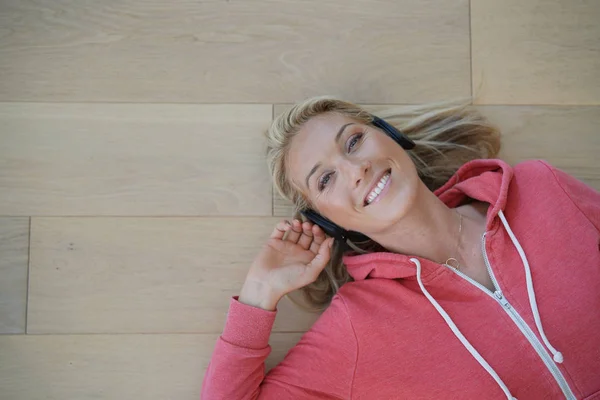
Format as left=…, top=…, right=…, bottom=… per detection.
left=300, top=209, right=348, bottom=241
left=300, top=209, right=371, bottom=245
left=371, top=115, right=415, bottom=150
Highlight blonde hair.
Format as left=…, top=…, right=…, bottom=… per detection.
left=265, top=96, right=501, bottom=312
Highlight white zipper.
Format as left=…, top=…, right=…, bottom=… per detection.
left=441, top=232, right=576, bottom=400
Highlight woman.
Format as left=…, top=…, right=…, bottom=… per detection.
left=201, top=97, right=600, bottom=399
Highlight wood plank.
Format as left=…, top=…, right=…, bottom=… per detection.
left=272, top=104, right=600, bottom=216
left=471, top=0, right=600, bottom=105
left=0, top=0, right=470, bottom=103
left=0, top=103, right=272, bottom=216
left=486, top=106, right=600, bottom=187
left=0, top=332, right=303, bottom=399
left=28, top=217, right=321, bottom=334
left=0, top=218, right=29, bottom=333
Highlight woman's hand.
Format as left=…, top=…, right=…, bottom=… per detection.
left=239, top=219, right=334, bottom=310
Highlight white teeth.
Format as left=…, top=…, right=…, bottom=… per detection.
left=366, top=172, right=390, bottom=205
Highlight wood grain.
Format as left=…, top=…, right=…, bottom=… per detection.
left=272, top=104, right=600, bottom=216
left=0, top=218, right=29, bottom=333
left=0, top=0, right=470, bottom=103
left=487, top=106, right=600, bottom=187
left=471, top=0, right=600, bottom=105
left=0, top=332, right=303, bottom=399
left=0, top=103, right=272, bottom=216
left=28, top=217, right=321, bottom=334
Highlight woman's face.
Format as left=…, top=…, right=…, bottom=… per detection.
left=287, top=112, right=421, bottom=237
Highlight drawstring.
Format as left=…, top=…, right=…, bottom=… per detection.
left=497, top=210, right=564, bottom=363
left=410, top=209, right=564, bottom=399
left=411, top=257, right=517, bottom=400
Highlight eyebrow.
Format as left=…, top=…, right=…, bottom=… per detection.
left=305, top=122, right=356, bottom=190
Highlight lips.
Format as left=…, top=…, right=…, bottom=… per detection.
left=363, top=168, right=391, bottom=206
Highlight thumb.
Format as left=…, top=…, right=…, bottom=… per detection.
left=307, top=237, right=334, bottom=273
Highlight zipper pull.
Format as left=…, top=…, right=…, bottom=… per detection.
left=494, top=291, right=511, bottom=309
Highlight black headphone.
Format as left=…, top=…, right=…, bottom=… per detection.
left=300, top=115, right=416, bottom=245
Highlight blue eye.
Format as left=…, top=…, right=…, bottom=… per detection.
left=318, top=172, right=333, bottom=192
left=348, top=133, right=364, bottom=152
left=317, top=133, right=365, bottom=192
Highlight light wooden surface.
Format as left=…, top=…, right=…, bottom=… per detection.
left=0, top=0, right=598, bottom=399
left=0, top=103, right=272, bottom=216
left=487, top=106, right=600, bottom=186
left=28, top=217, right=320, bottom=334
left=0, top=218, right=29, bottom=334
left=0, top=0, right=470, bottom=104
left=0, top=333, right=303, bottom=400
left=472, top=0, right=600, bottom=105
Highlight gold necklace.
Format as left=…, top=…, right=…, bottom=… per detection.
left=444, top=211, right=463, bottom=271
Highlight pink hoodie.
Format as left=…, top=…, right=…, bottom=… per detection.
left=201, top=159, right=600, bottom=400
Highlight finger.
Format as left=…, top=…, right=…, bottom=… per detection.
left=285, top=219, right=302, bottom=244
left=270, top=220, right=291, bottom=240
left=309, top=224, right=326, bottom=253
left=311, top=224, right=326, bottom=245
left=297, top=221, right=314, bottom=250
left=307, top=237, right=334, bottom=275
left=309, top=225, right=325, bottom=253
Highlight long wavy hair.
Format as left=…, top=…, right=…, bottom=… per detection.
left=265, top=96, right=501, bottom=312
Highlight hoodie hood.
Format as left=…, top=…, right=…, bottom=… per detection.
left=342, top=158, right=514, bottom=281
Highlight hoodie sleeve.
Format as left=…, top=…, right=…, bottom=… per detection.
left=201, top=295, right=357, bottom=400
left=539, top=160, right=600, bottom=233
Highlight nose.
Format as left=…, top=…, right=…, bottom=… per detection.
left=342, top=158, right=370, bottom=190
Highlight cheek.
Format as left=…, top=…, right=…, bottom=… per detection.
left=315, top=195, right=353, bottom=225
left=315, top=192, right=343, bottom=213
left=394, top=158, right=419, bottom=196
left=373, top=139, right=406, bottom=167
left=389, top=146, right=416, bottom=175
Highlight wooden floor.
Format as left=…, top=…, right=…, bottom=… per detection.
left=0, top=1, right=599, bottom=398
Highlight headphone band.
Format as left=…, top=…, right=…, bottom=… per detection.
left=371, top=115, right=416, bottom=150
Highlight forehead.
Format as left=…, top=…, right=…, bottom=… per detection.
left=287, top=112, right=359, bottom=191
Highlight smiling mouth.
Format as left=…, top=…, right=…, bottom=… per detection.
left=364, top=168, right=392, bottom=206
